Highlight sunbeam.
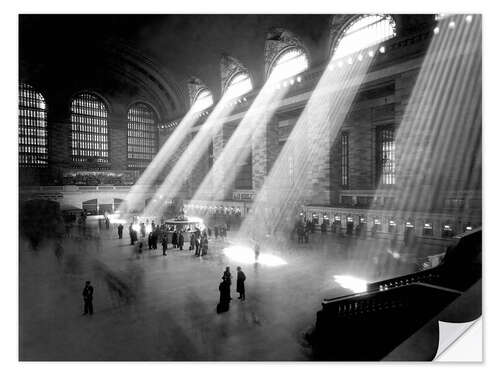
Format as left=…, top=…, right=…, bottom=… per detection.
left=238, top=44, right=376, bottom=240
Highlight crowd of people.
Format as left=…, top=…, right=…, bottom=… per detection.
left=125, top=220, right=212, bottom=257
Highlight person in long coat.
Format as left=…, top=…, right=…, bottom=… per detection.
left=217, top=279, right=230, bottom=313
left=201, top=235, right=208, bottom=256
left=172, top=231, right=178, bottom=248
left=129, top=224, right=135, bottom=245
left=82, top=281, right=94, bottom=315
left=236, top=266, right=246, bottom=301
left=190, top=233, right=195, bottom=251
left=160, top=235, right=167, bottom=255
left=178, top=232, right=184, bottom=250
left=117, top=223, right=123, bottom=239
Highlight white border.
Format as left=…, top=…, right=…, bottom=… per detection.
left=3, top=0, right=499, bottom=374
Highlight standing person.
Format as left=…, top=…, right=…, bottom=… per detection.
left=117, top=223, right=123, bottom=239
left=207, top=227, right=212, bottom=238
left=172, top=231, right=178, bottom=249
left=152, top=229, right=158, bottom=250
left=217, top=279, right=230, bottom=313
left=222, top=266, right=232, bottom=299
left=236, top=267, right=246, bottom=301
left=254, top=242, right=260, bottom=263
left=105, top=216, right=110, bottom=230
left=129, top=224, right=135, bottom=245
left=148, top=232, right=153, bottom=250
left=178, top=232, right=184, bottom=250
left=140, top=222, right=146, bottom=238
left=201, top=233, right=208, bottom=256
left=82, top=281, right=94, bottom=316
left=161, top=236, right=168, bottom=256
left=190, top=233, right=195, bottom=251
left=214, top=226, right=219, bottom=240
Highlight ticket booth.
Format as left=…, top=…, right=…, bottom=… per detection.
left=441, top=223, right=454, bottom=238
left=322, top=214, right=330, bottom=226
left=312, top=213, right=319, bottom=225
left=321, top=214, right=329, bottom=233
left=388, top=218, right=397, bottom=234
left=357, top=216, right=367, bottom=237
left=372, top=217, right=381, bottom=237
left=346, top=216, right=354, bottom=235
left=423, top=221, right=434, bottom=236
left=404, top=220, right=416, bottom=245
left=332, top=215, right=341, bottom=233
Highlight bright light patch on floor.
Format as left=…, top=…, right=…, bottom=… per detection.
left=333, top=275, right=368, bottom=293
left=223, top=245, right=287, bottom=266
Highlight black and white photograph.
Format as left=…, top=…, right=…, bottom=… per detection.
left=8, top=2, right=493, bottom=365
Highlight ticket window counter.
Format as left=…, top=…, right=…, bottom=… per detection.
left=312, top=213, right=319, bottom=225
left=404, top=221, right=416, bottom=245
left=388, top=219, right=397, bottom=234
left=372, top=218, right=381, bottom=237
left=357, top=216, right=367, bottom=236
left=346, top=216, right=354, bottom=235
left=441, top=224, right=454, bottom=238
left=332, top=215, right=341, bottom=233
left=321, top=215, right=330, bottom=233
left=463, top=223, right=473, bottom=232
left=423, top=222, right=434, bottom=236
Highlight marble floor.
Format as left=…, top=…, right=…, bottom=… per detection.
left=19, top=224, right=445, bottom=361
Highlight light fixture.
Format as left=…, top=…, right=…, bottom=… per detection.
left=357, top=54, right=363, bottom=61
left=379, top=46, right=386, bottom=54
left=448, top=21, right=456, bottom=29
left=328, top=64, right=334, bottom=71
left=368, top=50, right=374, bottom=58
left=434, top=26, right=440, bottom=34
left=337, top=61, right=343, bottom=68
left=297, top=76, right=302, bottom=83
left=465, top=15, right=473, bottom=23
left=347, top=57, right=353, bottom=65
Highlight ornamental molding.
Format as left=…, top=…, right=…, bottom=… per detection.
left=187, top=76, right=209, bottom=106
left=264, top=28, right=310, bottom=79
left=220, top=54, right=251, bottom=93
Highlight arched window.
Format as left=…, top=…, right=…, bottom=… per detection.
left=71, top=93, right=109, bottom=164
left=269, top=48, right=309, bottom=82
left=191, top=89, right=213, bottom=112
left=19, top=83, right=48, bottom=167
left=225, top=72, right=252, bottom=100
left=127, top=102, right=158, bottom=169
left=332, top=15, right=396, bottom=59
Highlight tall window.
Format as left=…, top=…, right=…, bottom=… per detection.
left=19, top=83, right=48, bottom=167
left=71, top=93, right=109, bottom=164
left=225, top=72, right=252, bottom=100
left=340, top=132, right=349, bottom=187
left=192, top=89, right=213, bottom=112
left=269, top=48, right=308, bottom=82
left=127, top=103, right=158, bottom=169
left=333, top=15, right=396, bottom=59
left=376, top=126, right=395, bottom=185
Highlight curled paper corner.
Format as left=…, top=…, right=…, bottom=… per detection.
left=434, top=317, right=482, bottom=361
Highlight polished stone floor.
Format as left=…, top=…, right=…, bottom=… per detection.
left=19, top=223, right=445, bottom=361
